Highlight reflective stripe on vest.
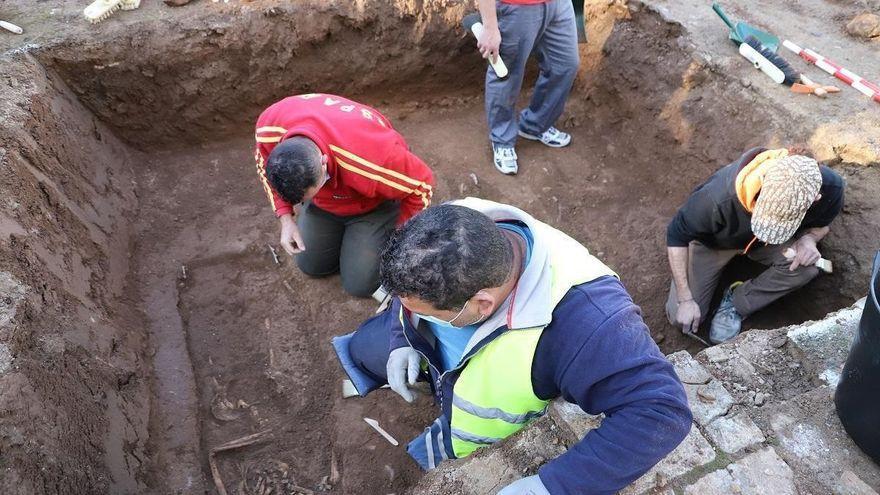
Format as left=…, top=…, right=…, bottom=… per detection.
left=448, top=218, right=617, bottom=458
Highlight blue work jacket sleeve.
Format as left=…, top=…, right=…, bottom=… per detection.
left=533, top=277, right=693, bottom=495
left=387, top=298, right=411, bottom=352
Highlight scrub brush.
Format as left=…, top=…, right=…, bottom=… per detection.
left=739, top=35, right=799, bottom=85
left=84, top=0, right=123, bottom=23
left=84, top=0, right=140, bottom=24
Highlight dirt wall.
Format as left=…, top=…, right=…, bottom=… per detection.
left=0, top=53, right=148, bottom=493
left=38, top=0, right=483, bottom=150
left=0, top=0, right=877, bottom=493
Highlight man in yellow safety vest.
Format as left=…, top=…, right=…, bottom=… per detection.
left=333, top=198, right=692, bottom=494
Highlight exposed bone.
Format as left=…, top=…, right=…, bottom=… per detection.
left=363, top=417, right=399, bottom=446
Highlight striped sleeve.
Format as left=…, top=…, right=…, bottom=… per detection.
left=329, top=143, right=434, bottom=224
left=254, top=127, right=293, bottom=217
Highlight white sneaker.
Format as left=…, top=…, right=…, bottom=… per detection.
left=518, top=126, right=572, bottom=148
left=493, top=144, right=518, bottom=175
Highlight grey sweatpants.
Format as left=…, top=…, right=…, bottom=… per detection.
left=296, top=201, right=399, bottom=298
left=665, top=240, right=821, bottom=325
left=486, top=0, right=580, bottom=147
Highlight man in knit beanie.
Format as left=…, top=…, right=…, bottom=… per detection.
left=665, top=148, right=845, bottom=344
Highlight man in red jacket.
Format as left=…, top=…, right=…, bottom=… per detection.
left=254, top=93, right=435, bottom=297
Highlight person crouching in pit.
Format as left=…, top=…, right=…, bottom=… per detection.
left=666, top=148, right=845, bottom=344
left=253, top=93, right=435, bottom=297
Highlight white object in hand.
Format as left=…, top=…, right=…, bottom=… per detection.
left=363, top=418, right=399, bottom=446
left=0, top=20, right=23, bottom=34
left=469, top=22, right=509, bottom=78
left=783, top=248, right=833, bottom=273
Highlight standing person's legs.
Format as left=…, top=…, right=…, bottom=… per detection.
left=295, top=202, right=345, bottom=277
left=518, top=0, right=579, bottom=137
left=666, top=241, right=740, bottom=327
left=485, top=3, right=544, bottom=147
left=339, top=202, right=400, bottom=297
left=732, top=242, right=821, bottom=317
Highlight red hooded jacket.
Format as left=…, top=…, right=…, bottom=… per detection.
left=254, top=94, right=434, bottom=225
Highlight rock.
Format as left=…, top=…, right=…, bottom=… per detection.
left=620, top=428, right=716, bottom=495
left=668, top=351, right=712, bottom=385
left=684, top=380, right=735, bottom=426
left=549, top=399, right=602, bottom=441
left=846, top=13, right=880, bottom=39
left=704, top=412, right=766, bottom=454
left=835, top=470, right=879, bottom=495
left=786, top=300, right=865, bottom=380
left=684, top=469, right=736, bottom=495
left=753, top=392, right=768, bottom=406
left=727, top=447, right=798, bottom=495
left=0, top=343, right=12, bottom=374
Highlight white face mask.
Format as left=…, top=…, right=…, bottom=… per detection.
left=418, top=300, right=485, bottom=328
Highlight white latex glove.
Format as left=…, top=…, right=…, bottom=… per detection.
left=497, top=475, right=551, bottom=495
left=386, top=347, right=421, bottom=403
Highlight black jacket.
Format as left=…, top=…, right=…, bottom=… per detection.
left=666, top=147, right=845, bottom=249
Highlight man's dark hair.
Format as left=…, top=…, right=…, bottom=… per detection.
left=265, top=137, right=321, bottom=205
left=380, top=205, right=513, bottom=310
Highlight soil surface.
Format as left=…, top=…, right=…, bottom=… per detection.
left=1, top=0, right=878, bottom=494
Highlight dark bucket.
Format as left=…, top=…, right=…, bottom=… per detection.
left=835, top=251, right=880, bottom=464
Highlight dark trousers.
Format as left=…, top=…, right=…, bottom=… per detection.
left=666, top=240, right=821, bottom=323
left=348, top=309, right=396, bottom=384
left=296, top=201, right=399, bottom=297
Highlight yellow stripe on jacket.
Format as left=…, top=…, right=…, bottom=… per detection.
left=330, top=145, right=433, bottom=198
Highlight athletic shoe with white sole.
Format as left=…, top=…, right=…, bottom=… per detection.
left=518, top=126, right=572, bottom=148
left=493, top=144, right=518, bottom=175
left=709, top=282, right=744, bottom=344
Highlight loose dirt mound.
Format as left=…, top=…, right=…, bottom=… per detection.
left=1, top=0, right=878, bottom=494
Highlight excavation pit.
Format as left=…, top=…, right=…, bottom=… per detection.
left=1, top=1, right=878, bottom=493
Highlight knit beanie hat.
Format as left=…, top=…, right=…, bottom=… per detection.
left=751, top=155, right=822, bottom=245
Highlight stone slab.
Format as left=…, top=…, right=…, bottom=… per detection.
left=620, top=427, right=716, bottom=495
left=727, top=447, right=798, bottom=495
left=668, top=350, right=711, bottom=385
left=686, top=448, right=798, bottom=495
left=684, top=469, right=735, bottom=495
left=549, top=399, right=602, bottom=442
left=786, top=299, right=865, bottom=382
left=684, top=380, right=735, bottom=426
left=704, top=411, right=765, bottom=454
left=835, top=470, right=880, bottom=495
left=762, top=387, right=880, bottom=494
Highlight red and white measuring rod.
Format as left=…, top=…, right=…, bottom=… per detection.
left=783, top=40, right=880, bottom=104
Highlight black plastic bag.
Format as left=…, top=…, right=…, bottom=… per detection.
left=835, top=251, right=880, bottom=465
